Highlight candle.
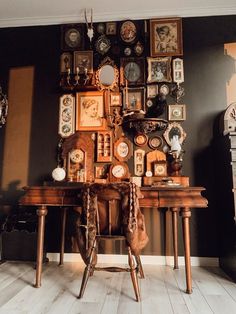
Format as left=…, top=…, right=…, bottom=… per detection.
left=76, top=66, right=79, bottom=74
left=125, top=79, right=128, bottom=109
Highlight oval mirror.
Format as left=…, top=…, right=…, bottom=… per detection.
left=99, top=65, right=115, bottom=87
left=96, top=57, right=119, bottom=91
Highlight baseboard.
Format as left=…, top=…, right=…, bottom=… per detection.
left=47, top=253, right=219, bottom=267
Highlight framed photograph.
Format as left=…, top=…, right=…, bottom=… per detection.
left=119, top=20, right=137, bottom=44
left=150, top=18, right=183, bottom=57
left=134, top=133, right=148, bottom=147
left=147, top=57, right=172, bottom=83
left=114, top=136, right=133, bottom=161
left=58, top=94, right=75, bottom=138
left=123, top=87, right=146, bottom=112
left=154, top=161, right=167, bottom=176
left=134, top=149, right=145, bottom=176
left=95, top=165, right=107, bottom=179
left=95, top=35, right=111, bottom=55
left=106, top=22, right=117, bottom=35
left=73, top=51, right=93, bottom=74
left=148, top=136, right=163, bottom=149
left=61, top=24, right=84, bottom=50
left=168, top=104, right=186, bottom=121
left=110, top=92, right=122, bottom=106
left=163, top=122, right=186, bottom=146
left=60, top=52, right=72, bottom=73
left=173, top=58, right=184, bottom=84
left=147, top=85, right=158, bottom=98
left=120, top=57, right=145, bottom=86
left=76, top=91, right=107, bottom=131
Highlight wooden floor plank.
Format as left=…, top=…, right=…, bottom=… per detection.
left=0, top=262, right=236, bottom=314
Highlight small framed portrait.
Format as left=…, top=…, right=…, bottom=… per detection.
left=110, top=92, right=122, bottom=106
left=168, top=104, right=186, bottom=121
left=95, top=35, right=111, bottom=55
left=163, top=121, right=186, bottom=146
left=119, top=20, right=137, bottom=44
left=148, top=136, right=163, bottom=149
left=61, top=24, right=84, bottom=50
left=159, top=84, right=170, bottom=96
left=60, top=52, right=72, bottom=73
left=106, top=22, right=117, bottom=35
left=76, top=91, right=107, bottom=131
left=147, top=57, right=172, bottom=83
left=173, top=58, right=184, bottom=83
left=123, top=87, right=146, bottom=112
left=150, top=18, right=183, bottom=57
left=154, top=161, right=167, bottom=176
left=73, top=51, right=93, bottom=74
left=120, top=57, right=145, bottom=86
left=95, top=165, right=107, bottom=179
left=134, top=133, right=148, bottom=146
left=134, top=149, right=145, bottom=176
left=58, top=94, right=75, bottom=138
left=147, top=85, right=158, bottom=98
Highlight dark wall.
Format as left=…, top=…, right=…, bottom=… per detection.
left=1, top=15, right=236, bottom=256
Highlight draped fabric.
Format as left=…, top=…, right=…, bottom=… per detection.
left=75, top=183, right=149, bottom=265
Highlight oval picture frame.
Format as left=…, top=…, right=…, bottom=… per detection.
left=134, top=133, right=148, bottom=146
left=163, top=122, right=186, bottom=146
left=119, top=20, right=137, bottom=44
left=148, top=136, right=163, bottom=149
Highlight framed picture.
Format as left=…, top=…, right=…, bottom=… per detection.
left=58, top=94, right=75, bottom=138
left=61, top=24, right=84, bottom=50
left=123, top=87, right=146, bottom=112
left=154, top=161, right=167, bottom=176
left=76, top=91, right=107, bottom=131
left=147, top=85, right=158, bottom=98
left=163, top=122, right=186, bottom=146
left=150, top=18, right=183, bottom=57
left=97, top=131, right=112, bottom=162
left=147, top=57, right=172, bottom=83
left=134, top=134, right=148, bottom=147
left=120, top=57, right=145, bottom=86
left=95, top=165, right=107, bottom=179
left=173, top=58, right=184, bottom=84
left=134, top=149, right=145, bottom=176
left=148, top=136, right=163, bottom=149
left=114, top=136, right=133, bottom=161
left=106, top=22, right=117, bottom=35
left=168, top=104, right=186, bottom=121
left=119, top=20, right=137, bottom=44
left=73, top=51, right=93, bottom=74
left=60, top=52, right=72, bottom=73
left=110, top=92, right=122, bottom=106
left=95, top=35, right=111, bottom=55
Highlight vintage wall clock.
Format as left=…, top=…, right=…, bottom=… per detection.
left=119, top=20, right=137, bottom=44
left=154, top=161, right=167, bottom=176
left=68, top=148, right=86, bottom=182
left=109, top=162, right=130, bottom=182
left=114, top=136, right=132, bottom=161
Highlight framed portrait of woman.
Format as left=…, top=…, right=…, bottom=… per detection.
left=150, top=18, right=183, bottom=57
left=76, top=91, right=107, bottom=131
left=147, top=57, right=172, bottom=83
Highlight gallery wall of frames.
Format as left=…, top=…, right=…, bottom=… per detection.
left=57, top=17, right=187, bottom=185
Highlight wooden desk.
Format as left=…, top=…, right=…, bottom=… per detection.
left=19, top=185, right=207, bottom=293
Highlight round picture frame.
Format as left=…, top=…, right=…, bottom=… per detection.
left=159, top=84, right=170, bottom=96
left=119, top=20, right=137, bottom=44
left=95, top=35, right=111, bottom=55
left=148, top=136, right=163, bottom=149
left=134, top=133, right=148, bottom=146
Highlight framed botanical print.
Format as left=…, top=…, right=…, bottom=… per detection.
left=120, top=57, right=145, bottom=86
left=61, top=24, right=84, bottom=50
left=73, top=51, right=93, bottom=74
left=147, top=57, right=172, bottom=83
left=58, top=94, right=75, bottom=138
left=150, top=18, right=183, bottom=57
left=123, top=87, right=146, bottom=112
left=76, top=91, right=107, bottom=131
left=168, top=104, right=186, bottom=121
left=119, top=20, right=137, bottom=44
left=60, top=52, right=72, bottom=73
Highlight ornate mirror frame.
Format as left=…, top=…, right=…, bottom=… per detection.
left=163, top=122, right=186, bottom=146
left=95, top=57, right=119, bottom=91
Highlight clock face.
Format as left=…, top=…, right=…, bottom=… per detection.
left=154, top=164, right=167, bottom=176
left=124, top=62, right=141, bottom=83
left=111, top=164, right=126, bottom=178
left=70, top=149, right=84, bottom=163
left=117, top=142, right=129, bottom=158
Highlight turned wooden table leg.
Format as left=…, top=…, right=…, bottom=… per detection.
left=181, top=207, right=192, bottom=294
left=35, top=205, right=48, bottom=288
left=59, top=207, right=67, bottom=266
left=171, top=207, right=179, bottom=270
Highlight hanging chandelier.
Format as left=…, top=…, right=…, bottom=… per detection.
left=0, top=85, right=8, bottom=127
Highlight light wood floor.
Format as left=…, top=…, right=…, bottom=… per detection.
left=0, top=261, right=236, bottom=314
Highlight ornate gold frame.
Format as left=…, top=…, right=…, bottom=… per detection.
left=95, top=57, right=119, bottom=91
left=163, top=122, right=186, bottom=146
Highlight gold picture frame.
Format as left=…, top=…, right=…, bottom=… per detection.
left=147, top=57, right=172, bottom=83
left=168, top=104, right=186, bottom=121
left=73, top=50, right=93, bottom=74
left=150, top=18, right=183, bottom=57
left=76, top=91, right=107, bottom=131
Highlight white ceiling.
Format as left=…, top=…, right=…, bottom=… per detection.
left=0, top=0, right=236, bottom=28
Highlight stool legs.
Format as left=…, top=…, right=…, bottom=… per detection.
left=128, top=247, right=140, bottom=302
left=135, top=255, right=145, bottom=279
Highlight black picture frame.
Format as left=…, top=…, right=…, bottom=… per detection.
left=61, top=24, right=84, bottom=51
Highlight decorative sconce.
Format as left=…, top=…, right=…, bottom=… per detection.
left=0, top=85, right=8, bottom=128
